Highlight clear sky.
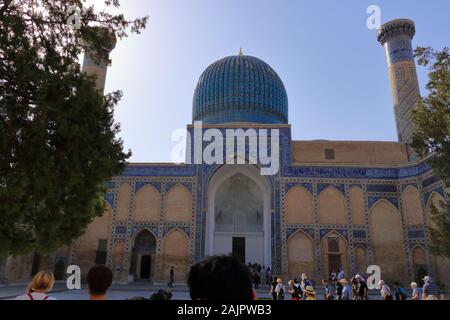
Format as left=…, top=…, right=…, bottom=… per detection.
left=93, top=0, right=449, bottom=163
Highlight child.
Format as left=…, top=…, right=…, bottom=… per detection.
left=304, top=285, right=316, bottom=300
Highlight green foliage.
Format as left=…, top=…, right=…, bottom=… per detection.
left=0, top=1, right=148, bottom=256
left=412, top=47, right=450, bottom=182
left=412, top=46, right=450, bottom=257
left=428, top=201, right=450, bottom=257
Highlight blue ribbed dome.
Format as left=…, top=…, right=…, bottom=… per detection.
left=193, top=54, right=288, bottom=124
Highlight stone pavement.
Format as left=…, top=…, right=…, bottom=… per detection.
left=0, top=282, right=390, bottom=300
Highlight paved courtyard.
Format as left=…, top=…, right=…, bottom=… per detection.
left=0, top=282, right=395, bottom=300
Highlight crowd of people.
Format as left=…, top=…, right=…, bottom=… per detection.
left=13, top=256, right=444, bottom=301
left=267, top=268, right=442, bottom=301
left=246, top=262, right=272, bottom=289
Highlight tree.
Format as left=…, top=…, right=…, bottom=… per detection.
left=412, top=47, right=450, bottom=257
left=0, top=0, right=148, bottom=256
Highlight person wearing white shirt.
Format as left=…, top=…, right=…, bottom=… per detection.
left=378, top=280, right=393, bottom=300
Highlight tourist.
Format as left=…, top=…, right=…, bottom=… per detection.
left=266, top=267, right=272, bottom=284
left=378, top=280, right=393, bottom=300
left=330, top=270, right=337, bottom=282
left=294, top=278, right=303, bottom=299
left=260, top=266, right=267, bottom=288
left=322, top=279, right=335, bottom=300
left=248, top=262, right=254, bottom=274
left=393, top=282, right=407, bottom=300
left=151, top=289, right=173, bottom=300
left=337, top=268, right=345, bottom=281
left=335, top=278, right=343, bottom=300
left=15, top=271, right=56, bottom=300
left=300, top=273, right=312, bottom=299
left=288, top=279, right=301, bottom=300
left=410, top=282, right=422, bottom=300
left=304, top=285, right=316, bottom=300
left=253, top=269, right=260, bottom=289
left=340, top=278, right=352, bottom=300
left=127, top=296, right=150, bottom=300
left=187, top=255, right=253, bottom=300
left=351, top=277, right=359, bottom=300
left=355, top=274, right=368, bottom=300
left=168, top=266, right=174, bottom=288
left=422, top=276, right=440, bottom=300
left=275, top=278, right=285, bottom=300
left=269, top=277, right=278, bottom=300
left=87, top=265, right=113, bottom=300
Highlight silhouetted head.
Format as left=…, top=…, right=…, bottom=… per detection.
left=188, top=255, right=253, bottom=300
left=87, top=265, right=113, bottom=296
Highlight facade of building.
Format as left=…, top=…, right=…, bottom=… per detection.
left=1, top=19, right=449, bottom=288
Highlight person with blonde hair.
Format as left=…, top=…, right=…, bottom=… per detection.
left=274, top=277, right=285, bottom=300
left=340, top=278, right=352, bottom=300
left=15, top=271, right=56, bottom=300
left=410, top=282, right=422, bottom=300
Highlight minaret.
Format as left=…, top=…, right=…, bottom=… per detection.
left=377, top=19, right=420, bottom=160
left=82, top=28, right=117, bottom=93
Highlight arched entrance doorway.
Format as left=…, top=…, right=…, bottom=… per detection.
left=130, top=230, right=157, bottom=281
left=206, top=165, right=271, bottom=267
left=54, top=258, right=66, bottom=281
left=412, top=246, right=428, bottom=287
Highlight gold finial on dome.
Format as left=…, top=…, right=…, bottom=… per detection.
left=239, top=47, right=244, bottom=56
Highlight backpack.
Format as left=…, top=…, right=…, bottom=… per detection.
left=27, top=293, right=49, bottom=300
left=277, top=284, right=284, bottom=295
left=398, top=287, right=407, bottom=300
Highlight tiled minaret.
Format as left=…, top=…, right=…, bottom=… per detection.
left=377, top=19, right=420, bottom=160
left=82, top=28, right=117, bottom=93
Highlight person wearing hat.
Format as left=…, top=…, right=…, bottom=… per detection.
left=422, top=276, right=440, bottom=300
left=304, top=285, right=316, bottom=300
left=340, top=278, right=352, bottom=300
left=300, top=273, right=312, bottom=299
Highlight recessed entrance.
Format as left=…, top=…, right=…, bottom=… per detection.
left=140, top=255, right=151, bottom=279
left=206, top=165, right=271, bottom=267
left=232, top=237, right=246, bottom=264
left=54, top=259, right=66, bottom=281
left=131, top=230, right=156, bottom=281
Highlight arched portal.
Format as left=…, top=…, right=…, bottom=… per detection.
left=206, top=165, right=271, bottom=267
left=411, top=246, right=428, bottom=286
left=130, top=230, right=157, bottom=281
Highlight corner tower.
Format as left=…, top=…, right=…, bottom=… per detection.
left=82, top=27, right=117, bottom=93
left=377, top=19, right=420, bottom=159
